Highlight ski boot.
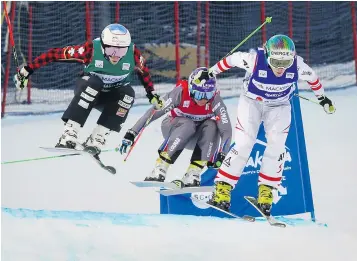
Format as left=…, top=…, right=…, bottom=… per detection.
left=181, top=161, right=205, bottom=187
left=208, top=181, right=233, bottom=211
left=55, top=120, right=81, bottom=149
left=257, top=184, right=274, bottom=216
left=144, top=152, right=171, bottom=182
left=83, top=125, right=111, bottom=155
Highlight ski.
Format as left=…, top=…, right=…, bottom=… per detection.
left=244, top=196, right=286, bottom=228
left=39, top=145, right=116, bottom=175
left=130, top=181, right=179, bottom=190
left=131, top=180, right=214, bottom=195
left=190, top=196, right=255, bottom=222
left=39, top=146, right=84, bottom=155
left=82, top=146, right=116, bottom=174
left=158, top=186, right=214, bottom=196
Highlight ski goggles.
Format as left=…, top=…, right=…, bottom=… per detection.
left=104, top=46, right=128, bottom=58
left=191, top=90, right=215, bottom=101
left=267, top=57, right=294, bottom=69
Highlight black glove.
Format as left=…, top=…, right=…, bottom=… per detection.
left=207, top=152, right=226, bottom=169
left=146, top=92, right=164, bottom=109
left=192, top=69, right=210, bottom=85
left=118, top=130, right=137, bottom=154
left=318, top=95, right=336, bottom=114
left=208, top=68, right=215, bottom=78
left=192, top=68, right=216, bottom=87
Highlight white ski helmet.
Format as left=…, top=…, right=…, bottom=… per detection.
left=101, top=24, right=131, bottom=48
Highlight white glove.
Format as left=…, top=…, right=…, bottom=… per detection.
left=13, top=66, right=31, bottom=90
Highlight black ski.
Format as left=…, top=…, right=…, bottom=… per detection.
left=244, top=196, right=286, bottom=228
left=82, top=146, right=116, bottom=174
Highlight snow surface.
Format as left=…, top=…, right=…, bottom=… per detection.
left=1, top=87, right=357, bottom=261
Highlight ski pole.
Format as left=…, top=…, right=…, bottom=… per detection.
left=223, top=17, right=272, bottom=59
left=119, top=109, right=156, bottom=162
left=1, top=148, right=115, bottom=165
left=293, top=93, right=320, bottom=105
left=1, top=153, right=81, bottom=165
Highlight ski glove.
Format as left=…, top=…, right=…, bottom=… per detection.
left=13, top=66, right=33, bottom=90
left=207, top=152, right=226, bottom=169
left=208, top=68, right=215, bottom=78
left=192, top=69, right=211, bottom=85
left=318, top=95, right=336, bottom=114
left=146, top=92, right=164, bottom=110
left=119, top=130, right=137, bottom=154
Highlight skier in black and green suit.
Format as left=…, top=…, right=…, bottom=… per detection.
left=14, top=24, right=164, bottom=155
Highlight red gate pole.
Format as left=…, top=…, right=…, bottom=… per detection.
left=260, top=1, right=267, bottom=43
left=1, top=2, right=16, bottom=118
left=197, top=1, right=201, bottom=68
left=85, top=1, right=91, bottom=41
left=115, top=2, right=120, bottom=23
left=174, top=1, right=180, bottom=82
left=204, top=1, right=210, bottom=68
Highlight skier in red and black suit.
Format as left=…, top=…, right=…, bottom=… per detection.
left=14, top=24, right=164, bottom=155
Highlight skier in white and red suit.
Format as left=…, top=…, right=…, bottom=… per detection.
left=119, top=67, right=233, bottom=187
left=193, top=34, right=336, bottom=215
